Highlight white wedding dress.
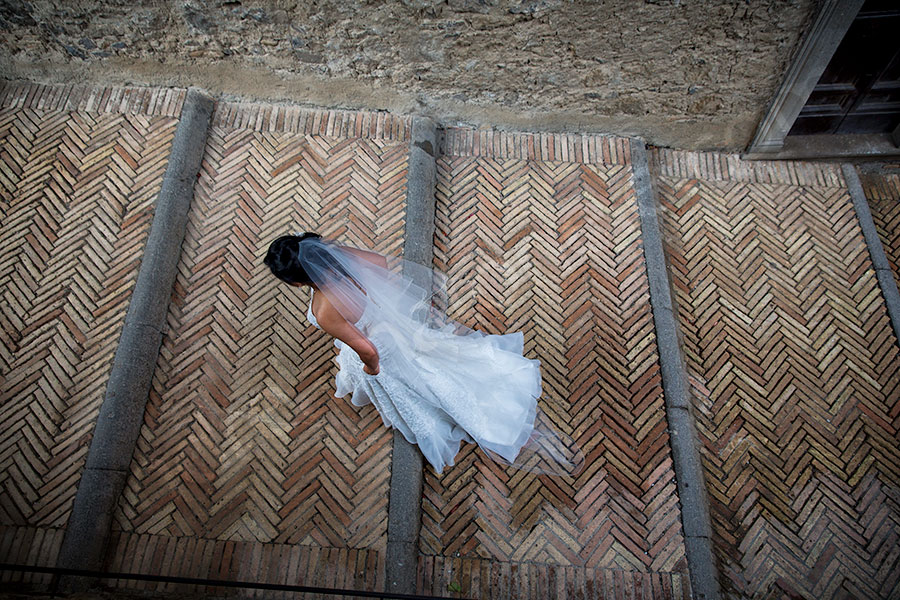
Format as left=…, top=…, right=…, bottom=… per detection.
left=307, top=290, right=542, bottom=474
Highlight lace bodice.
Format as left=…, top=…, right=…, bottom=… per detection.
left=306, top=291, right=320, bottom=329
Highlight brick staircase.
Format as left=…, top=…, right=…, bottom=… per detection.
left=1, top=81, right=898, bottom=599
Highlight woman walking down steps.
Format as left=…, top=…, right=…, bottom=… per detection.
left=264, top=232, right=582, bottom=475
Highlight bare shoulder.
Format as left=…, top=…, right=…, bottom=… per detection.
left=314, top=291, right=373, bottom=350
left=314, top=291, right=360, bottom=330
left=340, top=245, right=388, bottom=269
left=312, top=290, right=342, bottom=325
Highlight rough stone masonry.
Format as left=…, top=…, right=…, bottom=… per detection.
left=1, top=0, right=815, bottom=152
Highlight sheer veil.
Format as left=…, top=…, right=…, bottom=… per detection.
left=295, top=236, right=584, bottom=477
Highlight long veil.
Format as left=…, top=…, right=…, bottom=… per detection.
left=295, top=236, right=584, bottom=477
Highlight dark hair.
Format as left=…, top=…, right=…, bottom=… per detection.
left=264, top=232, right=322, bottom=285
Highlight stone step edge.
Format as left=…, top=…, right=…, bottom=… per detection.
left=843, top=165, right=900, bottom=356
left=632, top=141, right=722, bottom=600
left=54, top=88, right=215, bottom=591
left=385, top=117, right=439, bottom=595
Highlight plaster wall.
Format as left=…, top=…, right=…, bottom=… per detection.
left=0, top=0, right=817, bottom=150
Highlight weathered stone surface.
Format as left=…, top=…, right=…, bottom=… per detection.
left=0, top=0, right=816, bottom=150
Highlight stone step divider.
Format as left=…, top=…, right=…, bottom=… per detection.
left=386, top=116, right=439, bottom=595
left=632, top=141, right=722, bottom=600
left=843, top=164, right=900, bottom=352
left=55, top=88, right=215, bottom=590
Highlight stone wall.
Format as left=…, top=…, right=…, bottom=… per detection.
left=0, top=0, right=816, bottom=150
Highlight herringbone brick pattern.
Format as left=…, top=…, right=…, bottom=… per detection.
left=422, top=128, right=687, bottom=597
left=655, top=150, right=900, bottom=599
left=861, top=172, right=900, bottom=291
left=111, top=101, right=410, bottom=591
left=0, top=82, right=181, bottom=579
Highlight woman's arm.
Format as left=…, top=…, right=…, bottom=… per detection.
left=312, top=246, right=387, bottom=374
left=315, top=295, right=380, bottom=375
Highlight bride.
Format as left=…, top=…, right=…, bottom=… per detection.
left=264, top=232, right=580, bottom=475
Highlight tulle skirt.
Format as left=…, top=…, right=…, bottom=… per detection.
left=333, top=319, right=542, bottom=474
